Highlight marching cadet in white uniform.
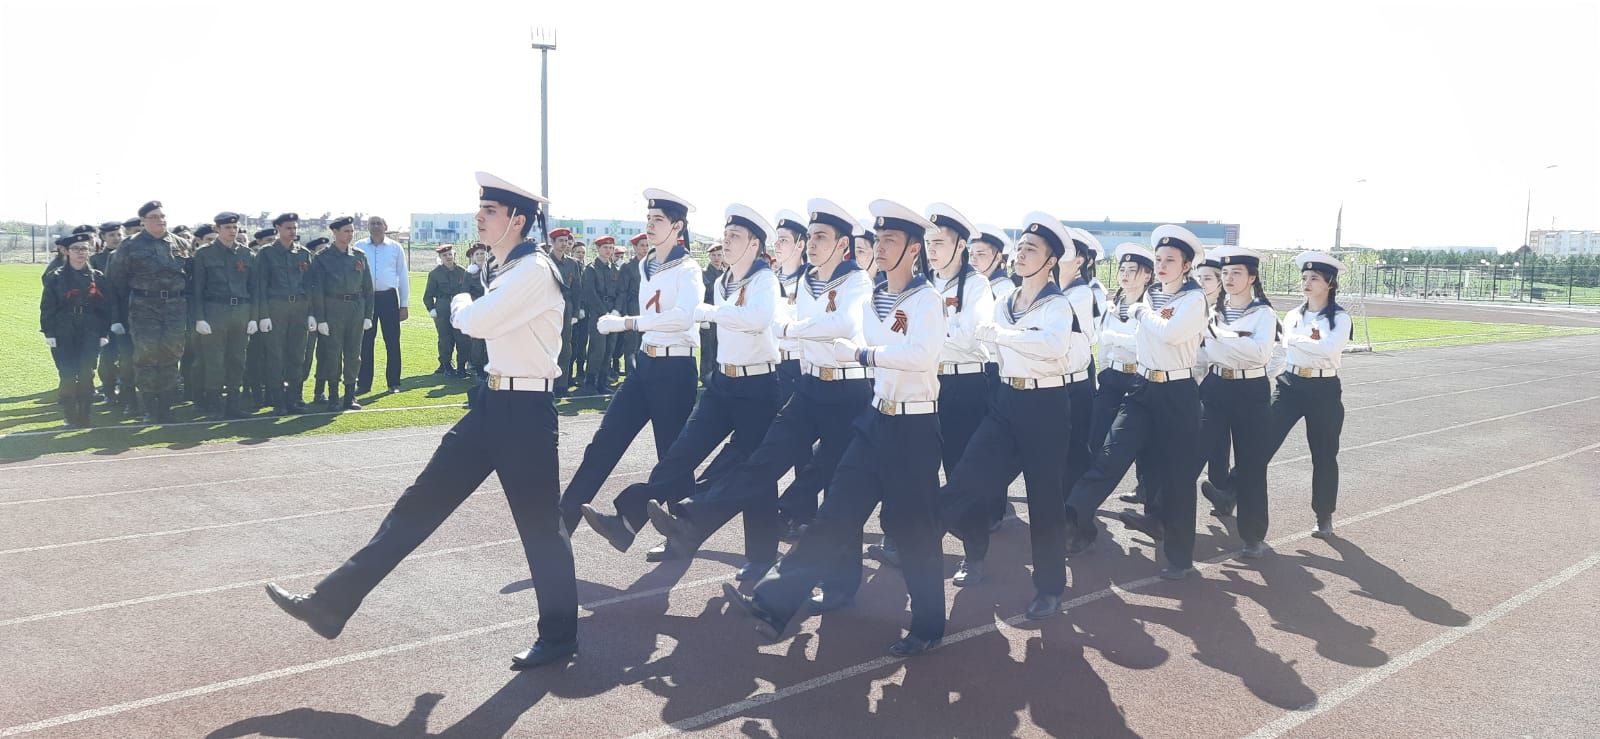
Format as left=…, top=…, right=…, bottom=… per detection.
left=718, top=199, right=948, bottom=657
left=942, top=212, right=1086, bottom=617
left=1194, top=246, right=1279, bottom=558
left=867, top=203, right=993, bottom=570
left=267, top=172, right=580, bottom=669
left=559, top=189, right=703, bottom=534
left=1064, top=225, right=1209, bottom=580
left=1263, top=251, right=1350, bottom=539
left=648, top=199, right=875, bottom=576
left=974, top=225, right=1017, bottom=306
left=1071, top=227, right=1110, bottom=320
left=1057, top=224, right=1104, bottom=501
left=1096, top=244, right=1155, bottom=506
left=771, top=209, right=810, bottom=407
left=581, top=205, right=784, bottom=578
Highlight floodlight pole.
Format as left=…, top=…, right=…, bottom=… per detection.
left=531, top=28, right=558, bottom=201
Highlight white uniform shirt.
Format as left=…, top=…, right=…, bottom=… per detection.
left=774, top=264, right=805, bottom=356
left=633, top=245, right=703, bottom=349
left=989, top=282, right=1088, bottom=379
left=1089, top=278, right=1109, bottom=323
left=1062, top=278, right=1100, bottom=370
left=1281, top=303, right=1351, bottom=371
left=860, top=276, right=945, bottom=404
left=783, top=263, right=870, bottom=371
left=1130, top=280, right=1209, bottom=372
left=1099, top=296, right=1141, bottom=370
left=934, top=267, right=995, bottom=366
left=987, top=270, right=1016, bottom=307
left=705, top=260, right=779, bottom=366
left=1201, top=299, right=1278, bottom=371
left=450, top=241, right=564, bottom=380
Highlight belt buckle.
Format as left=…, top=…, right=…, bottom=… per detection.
left=1120, top=363, right=1137, bottom=374
left=877, top=399, right=897, bottom=416
left=1009, top=377, right=1028, bottom=390
left=646, top=345, right=659, bottom=358
left=1220, top=368, right=1236, bottom=380
left=1148, top=370, right=1167, bottom=382
left=1297, top=367, right=1316, bottom=378
left=487, top=375, right=502, bottom=391
left=820, top=366, right=836, bottom=382
left=723, top=364, right=738, bottom=378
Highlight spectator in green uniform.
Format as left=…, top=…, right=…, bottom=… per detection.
left=106, top=200, right=191, bottom=424
left=91, top=222, right=125, bottom=403
left=243, top=227, right=277, bottom=406
left=190, top=212, right=258, bottom=420
left=423, top=244, right=472, bottom=377
left=310, top=216, right=375, bottom=412
left=301, top=237, right=332, bottom=403
left=40, top=233, right=113, bottom=428
left=254, top=212, right=314, bottom=415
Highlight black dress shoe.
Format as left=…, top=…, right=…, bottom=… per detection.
left=1159, top=565, right=1195, bottom=581
left=647, top=500, right=699, bottom=556
left=1118, top=510, right=1165, bottom=541
left=645, top=541, right=684, bottom=563
left=864, top=541, right=901, bottom=569
left=1240, top=540, right=1267, bottom=559
left=1311, top=515, right=1335, bottom=539
left=1201, top=481, right=1236, bottom=517
left=1025, top=593, right=1062, bottom=620
left=779, top=518, right=806, bottom=542
left=722, top=582, right=788, bottom=641
left=581, top=505, right=636, bottom=553
left=808, top=589, right=853, bottom=613
left=509, top=639, right=577, bottom=670
left=1117, top=491, right=1147, bottom=505
left=265, top=583, right=346, bottom=639
left=952, top=558, right=985, bottom=587
left=888, top=634, right=941, bottom=657
left=736, top=560, right=774, bottom=582
left=1065, top=526, right=1096, bottom=556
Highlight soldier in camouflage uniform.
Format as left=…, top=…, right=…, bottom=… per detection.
left=90, top=221, right=125, bottom=403
left=105, top=200, right=190, bottom=423
left=549, top=229, right=580, bottom=394
left=301, top=237, right=331, bottom=403
left=309, top=217, right=374, bottom=412
left=104, top=218, right=143, bottom=415
left=243, top=227, right=277, bottom=406
left=422, top=244, right=472, bottom=376
left=40, top=233, right=114, bottom=428
left=190, top=212, right=259, bottom=420
left=255, top=213, right=314, bottom=415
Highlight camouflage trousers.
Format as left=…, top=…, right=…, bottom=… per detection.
left=129, top=294, right=188, bottom=396
left=317, top=300, right=365, bottom=387
left=198, top=301, right=251, bottom=393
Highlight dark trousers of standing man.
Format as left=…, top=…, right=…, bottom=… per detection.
left=752, top=408, right=946, bottom=643
left=585, top=326, right=618, bottom=389
left=611, top=370, right=781, bottom=562
left=1065, top=377, right=1202, bottom=569
left=434, top=312, right=469, bottom=371
left=944, top=384, right=1071, bottom=595
left=1260, top=374, right=1344, bottom=518
left=559, top=352, right=697, bottom=533
left=568, top=316, right=590, bottom=385
left=1200, top=374, right=1272, bottom=542
left=312, top=385, right=578, bottom=645
left=359, top=288, right=402, bottom=391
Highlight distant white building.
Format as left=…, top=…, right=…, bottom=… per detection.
left=1530, top=229, right=1600, bottom=257
left=411, top=213, right=476, bottom=245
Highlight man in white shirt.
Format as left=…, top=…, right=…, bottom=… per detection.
left=356, top=215, right=409, bottom=394
left=267, top=172, right=579, bottom=669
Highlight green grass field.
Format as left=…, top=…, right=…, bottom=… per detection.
left=0, top=263, right=1594, bottom=460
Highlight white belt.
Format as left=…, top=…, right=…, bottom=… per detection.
left=875, top=398, right=938, bottom=416
left=721, top=362, right=776, bottom=378
left=1210, top=366, right=1268, bottom=380
left=780, top=349, right=802, bottom=362
left=485, top=375, right=553, bottom=392
left=643, top=344, right=694, bottom=358
left=1287, top=364, right=1338, bottom=378
left=1002, top=375, right=1065, bottom=390
left=804, top=364, right=874, bottom=381
left=1107, top=361, right=1140, bottom=374
left=938, top=361, right=986, bottom=376
left=1138, top=366, right=1194, bottom=383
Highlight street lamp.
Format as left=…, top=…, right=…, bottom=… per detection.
left=530, top=27, right=558, bottom=201
left=1524, top=163, right=1558, bottom=252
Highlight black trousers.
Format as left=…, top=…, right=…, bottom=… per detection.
left=938, top=372, right=989, bottom=477
left=677, top=376, right=873, bottom=537
left=698, top=326, right=718, bottom=382
left=1091, top=367, right=1146, bottom=495
left=359, top=288, right=401, bottom=390
left=943, top=384, right=1070, bottom=595
left=1199, top=374, right=1273, bottom=542
left=612, top=371, right=781, bottom=561
left=753, top=409, right=946, bottom=642
left=585, top=328, right=618, bottom=387
left=1065, top=377, right=1202, bottom=569
left=313, top=384, right=577, bottom=644
left=568, top=317, right=591, bottom=382
left=559, top=353, right=697, bottom=532
left=1262, top=374, right=1344, bottom=518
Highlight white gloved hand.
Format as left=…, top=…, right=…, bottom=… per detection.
left=45, top=336, right=57, bottom=348
left=317, top=322, right=330, bottom=336
left=596, top=315, right=627, bottom=334
left=99, top=337, right=110, bottom=347
left=428, top=308, right=437, bottom=318
left=194, top=320, right=212, bottom=336
left=109, top=323, right=125, bottom=335
left=246, top=320, right=258, bottom=336
left=831, top=337, right=862, bottom=364
left=307, top=316, right=318, bottom=332
left=693, top=303, right=715, bottom=323
left=607, top=310, right=620, bottom=316
left=466, top=263, right=480, bottom=275
left=570, top=317, right=579, bottom=326
left=363, top=318, right=373, bottom=331
left=259, top=317, right=273, bottom=333
left=578, top=309, right=586, bottom=320
left=973, top=322, right=999, bottom=344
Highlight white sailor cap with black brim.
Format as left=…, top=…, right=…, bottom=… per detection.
left=973, top=224, right=1016, bottom=258
left=869, top=200, right=936, bottom=240
left=1214, top=245, right=1265, bottom=270
left=774, top=209, right=808, bottom=240
left=924, top=202, right=977, bottom=243
left=643, top=188, right=695, bottom=221
left=1117, top=243, right=1156, bottom=270
left=1151, top=224, right=1204, bottom=264
left=1020, top=211, right=1073, bottom=259
left=1068, top=227, right=1104, bottom=262
left=724, top=203, right=774, bottom=243
left=476, top=172, right=549, bottom=215
left=1295, top=251, right=1344, bottom=278
left=805, top=198, right=857, bottom=239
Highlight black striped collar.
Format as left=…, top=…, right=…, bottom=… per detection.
left=874, top=274, right=932, bottom=313
left=1005, top=280, right=1063, bottom=323
left=647, top=244, right=691, bottom=275
left=806, top=260, right=862, bottom=294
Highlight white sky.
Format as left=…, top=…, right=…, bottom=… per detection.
left=2, top=0, right=1596, bottom=251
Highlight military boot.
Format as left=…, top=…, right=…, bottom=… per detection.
left=58, top=384, right=81, bottom=428
left=287, top=383, right=306, bottom=413
left=342, top=384, right=362, bottom=411
left=224, top=393, right=247, bottom=420
left=77, top=393, right=95, bottom=428
left=326, top=384, right=342, bottom=412
left=207, top=392, right=228, bottom=422
left=272, top=388, right=291, bottom=417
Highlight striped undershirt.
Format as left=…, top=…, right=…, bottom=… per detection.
left=1223, top=304, right=1246, bottom=323
left=806, top=273, right=828, bottom=299
left=873, top=290, right=898, bottom=321
left=1149, top=290, right=1173, bottom=309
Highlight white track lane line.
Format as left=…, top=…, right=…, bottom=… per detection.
left=5, top=440, right=1595, bottom=738
left=1341, top=355, right=1578, bottom=388
left=0, top=459, right=422, bottom=507
left=1346, top=369, right=1599, bottom=412
left=1241, top=551, right=1600, bottom=739
left=1269, top=395, right=1599, bottom=466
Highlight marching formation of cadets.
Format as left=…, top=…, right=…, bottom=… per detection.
left=38, top=205, right=397, bottom=426
left=243, top=173, right=1355, bottom=667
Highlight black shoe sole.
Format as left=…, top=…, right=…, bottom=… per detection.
left=264, top=585, right=344, bottom=639
left=509, top=643, right=578, bottom=670
left=647, top=501, right=698, bottom=555
left=581, top=506, right=634, bottom=553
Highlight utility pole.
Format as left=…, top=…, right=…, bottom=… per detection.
left=531, top=28, right=558, bottom=201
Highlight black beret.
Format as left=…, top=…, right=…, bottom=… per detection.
left=306, top=237, right=330, bottom=250
left=72, top=224, right=97, bottom=235
left=194, top=225, right=215, bottom=239
left=56, top=232, right=94, bottom=248
left=122, top=217, right=141, bottom=229
left=137, top=200, right=162, bottom=217
left=172, top=225, right=192, bottom=235
left=213, top=212, right=241, bottom=226
left=328, top=215, right=355, bottom=230
left=253, top=228, right=276, bottom=240
left=272, top=212, right=300, bottom=227
left=99, top=221, right=122, bottom=233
